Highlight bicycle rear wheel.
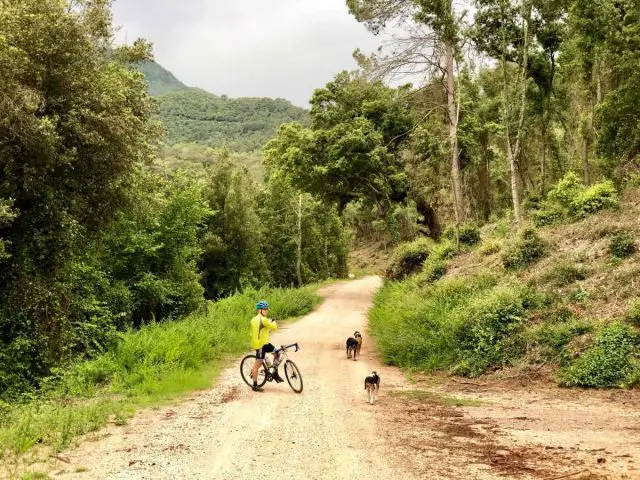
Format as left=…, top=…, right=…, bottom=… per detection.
left=284, top=360, right=303, bottom=393
left=240, top=355, right=267, bottom=388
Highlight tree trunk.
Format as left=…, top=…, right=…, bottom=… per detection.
left=446, top=41, right=464, bottom=229
left=582, top=134, right=590, bottom=185
left=501, top=0, right=530, bottom=229
left=477, top=149, right=491, bottom=222
left=296, top=194, right=303, bottom=288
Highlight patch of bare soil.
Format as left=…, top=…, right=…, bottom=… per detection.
left=385, top=372, right=640, bottom=479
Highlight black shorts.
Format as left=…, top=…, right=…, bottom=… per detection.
left=255, top=343, right=275, bottom=360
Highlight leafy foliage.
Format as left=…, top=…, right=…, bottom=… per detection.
left=385, top=238, right=433, bottom=281
left=627, top=299, right=640, bottom=327
left=156, top=88, right=308, bottom=152
left=0, top=0, right=158, bottom=394
left=502, top=229, right=547, bottom=269
left=454, top=285, right=526, bottom=376
left=561, top=322, right=640, bottom=388
left=609, top=231, right=637, bottom=259
left=264, top=72, right=413, bottom=213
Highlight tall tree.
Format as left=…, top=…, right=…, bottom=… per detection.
left=474, top=0, right=533, bottom=226
left=264, top=72, right=413, bottom=216
left=347, top=0, right=468, bottom=227
left=0, top=0, right=157, bottom=378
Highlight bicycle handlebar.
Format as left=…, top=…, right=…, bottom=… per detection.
left=281, top=342, right=299, bottom=352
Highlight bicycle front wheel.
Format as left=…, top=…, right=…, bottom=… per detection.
left=284, top=360, right=303, bottom=393
left=240, top=355, right=267, bottom=388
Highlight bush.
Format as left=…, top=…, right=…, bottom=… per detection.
left=459, top=223, right=481, bottom=246
left=627, top=299, right=640, bottom=327
left=533, top=205, right=564, bottom=227
left=544, top=172, right=619, bottom=221
left=572, top=181, right=619, bottom=218
left=478, top=239, right=502, bottom=256
left=443, top=223, right=481, bottom=246
left=609, top=231, right=637, bottom=259
left=561, top=322, right=640, bottom=388
left=432, top=241, right=458, bottom=260
left=385, top=238, right=433, bottom=281
left=539, top=260, right=588, bottom=287
left=529, top=319, right=593, bottom=364
left=502, top=228, right=547, bottom=270
left=453, top=285, right=526, bottom=376
left=416, top=259, right=447, bottom=286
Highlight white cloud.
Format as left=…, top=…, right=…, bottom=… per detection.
left=112, top=0, right=385, bottom=107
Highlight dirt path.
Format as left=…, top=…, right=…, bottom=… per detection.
left=52, top=277, right=415, bottom=480
left=43, top=277, right=640, bottom=479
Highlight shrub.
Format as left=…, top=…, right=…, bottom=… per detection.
left=572, top=181, right=619, bottom=218
left=627, top=299, right=640, bottom=327
left=478, top=239, right=502, bottom=256
left=549, top=172, right=584, bottom=207
left=416, top=259, right=447, bottom=286
left=453, top=285, right=526, bottom=376
left=609, top=231, right=637, bottom=259
left=529, top=319, right=593, bottom=364
left=443, top=223, right=481, bottom=246
left=533, top=205, right=564, bottom=227
left=502, top=228, right=547, bottom=270
left=544, top=172, right=619, bottom=221
left=540, top=260, right=588, bottom=287
left=561, top=322, right=640, bottom=388
left=432, top=240, right=458, bottom=260
left=458, top=223, right=481, bottom=246
left=385, top=238, right=433, bottom=281
left=368, top=275, right=498, bottom=371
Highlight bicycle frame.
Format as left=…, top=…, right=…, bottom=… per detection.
left=263, top=343, right=299, bottom=370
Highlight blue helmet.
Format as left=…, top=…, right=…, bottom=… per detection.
left=256, top=300, right=269, bottom=310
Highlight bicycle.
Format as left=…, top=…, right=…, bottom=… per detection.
left=240, top=343, right=303, bottom=393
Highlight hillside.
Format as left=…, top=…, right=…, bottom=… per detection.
left=371, top=185, right=640, bottom=388
left=156, top=88, right=308, bottom=152
left=135, top=60, right=187, bottom=96
left=133, top=61, right=309, bottom=154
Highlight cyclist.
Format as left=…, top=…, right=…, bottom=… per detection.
left=250, top=300, right=284, bottom=391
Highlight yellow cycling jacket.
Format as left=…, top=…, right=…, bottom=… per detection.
left=250, top=314, right=277, bottom=350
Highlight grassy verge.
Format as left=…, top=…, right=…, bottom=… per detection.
left=371, top=189, right=640, bottom=390
left=0, top=285, right=321, bottom=474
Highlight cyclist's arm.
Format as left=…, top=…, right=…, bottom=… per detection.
left=262, top=317, right=278, bottom=330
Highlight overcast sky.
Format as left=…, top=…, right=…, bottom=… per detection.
left=112, top=0, right=385, bottom=107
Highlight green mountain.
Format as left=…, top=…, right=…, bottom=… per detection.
left=136, top=61, right=187, bottom=96
left=136, top=62, right=309, bottom=153
left=156, top=88, right=308, bottom=152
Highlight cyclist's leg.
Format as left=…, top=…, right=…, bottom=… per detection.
left=263, top=343, right=284, bottom=382
left=252, top=348, right=264, bottom=383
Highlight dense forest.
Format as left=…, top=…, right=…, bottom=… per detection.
left=1, top=0, right=640, bottom=401
left=0, top=0, right=344, bottom=398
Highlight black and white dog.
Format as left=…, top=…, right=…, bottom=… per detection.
left=364, top=371, right=380, bottom=404
left=346, top=331, right=363, bottom=360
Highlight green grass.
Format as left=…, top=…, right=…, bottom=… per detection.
left=0, top=285, right=321, bottom=465
left=370, top=273, right=529, bottom=375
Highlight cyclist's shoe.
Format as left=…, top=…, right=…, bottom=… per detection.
left=252, top=383, right=264, bottom=392
left=273, top=369, right=285, bottom=383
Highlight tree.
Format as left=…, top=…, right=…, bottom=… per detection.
left=0, top=0, right=158, bottom=382
left=199, top=154, right=266, bottom=299
left=347, top=0, right=468, bottom=227
left=264, top=72, right=413, bottom=216
left=474, top=0, right=534, bottom=227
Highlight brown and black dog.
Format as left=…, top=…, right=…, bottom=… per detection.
left=346, top=331, right=363, bottom=360
left=364, top=371, right=380, bottom=404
